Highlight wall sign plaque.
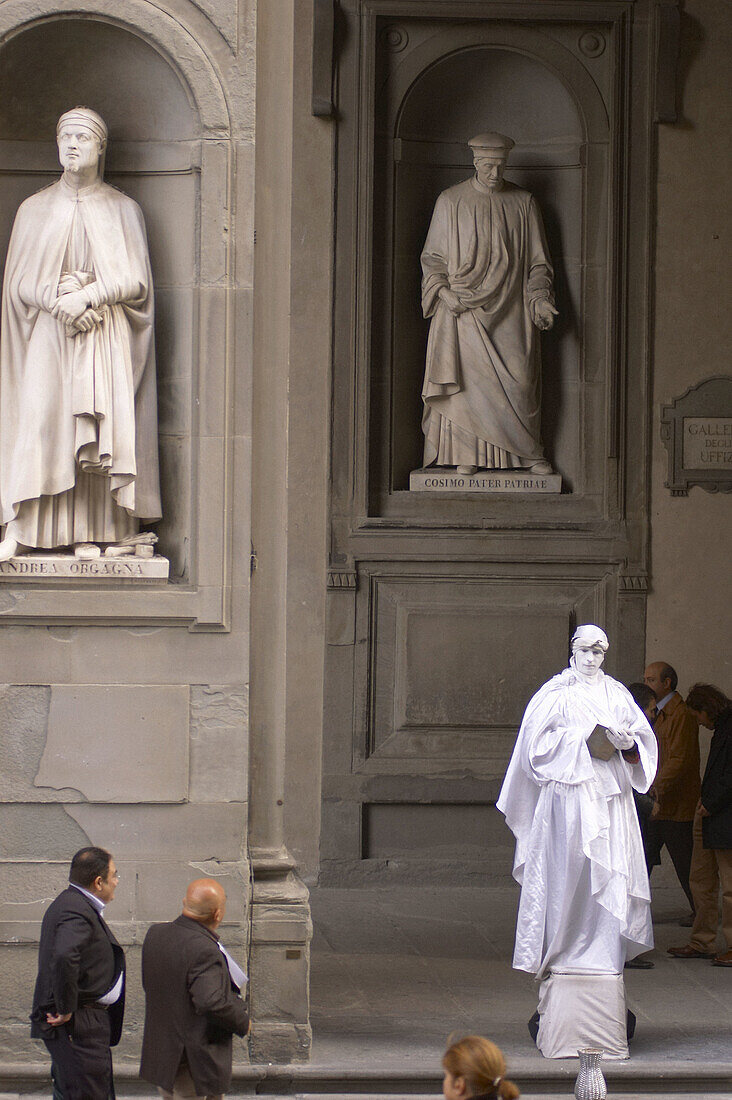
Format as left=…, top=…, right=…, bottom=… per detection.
left=410, top=468, right=561, bottom=494
left=0, top=554, right=169, bottom=582
left=661, top=376, right=732, bottom=495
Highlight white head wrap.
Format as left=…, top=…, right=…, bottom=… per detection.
left=571, top=624, right=609, bottom=651
left=56, top=107, right=108, bottom=144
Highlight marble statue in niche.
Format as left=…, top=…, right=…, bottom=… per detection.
left=419, top=132, right=557, bottom=477
left=0, top=106, right=161, bottom=562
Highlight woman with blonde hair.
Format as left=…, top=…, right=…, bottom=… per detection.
left=442, top=1035, right=520, bottom=1099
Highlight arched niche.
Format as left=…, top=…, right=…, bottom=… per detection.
left=369, top=35, right=609, bottom=505
left=0, top=6, right=230, bottom=629
left=0, top=19, right=197, bottom=141
left=0, top=10, right=231, bottom=601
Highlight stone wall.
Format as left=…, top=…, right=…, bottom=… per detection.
left=320, top=0, right=663, bottom=885
left=647, top=0, right=732, bottom=691
left=0, top=0, right=267, bottom=1070
left=0, top=0, right=728, bottom=1077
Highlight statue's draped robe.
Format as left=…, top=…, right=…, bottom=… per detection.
left=0, top=177, right=161, bottom=547
left=420, top=178, right=554, bottom=469
left=496, top=665, right=658, bottom=978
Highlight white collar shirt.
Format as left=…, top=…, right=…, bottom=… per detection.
left=657, top=691, right=675, bottom=712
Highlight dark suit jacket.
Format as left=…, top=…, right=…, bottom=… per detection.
left=702, top=707, right=732, bottom=849
left=140, top=915, right=249, bottom=1095
left=30, top=886, right=125, bottom=1046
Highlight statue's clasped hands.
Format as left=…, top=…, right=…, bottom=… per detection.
left=53, top=272, right=104, bottom=334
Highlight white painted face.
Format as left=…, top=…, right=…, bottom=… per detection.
left=572, top=643, right=606, bottom=676
left=473, top=153, right=507, bottom=190
left=57, top=124, right=103, bottom=175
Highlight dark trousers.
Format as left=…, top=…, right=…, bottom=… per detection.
left=644, top=818, right=695, bottom=910
left=43, top=1004, right=115, bottom=1100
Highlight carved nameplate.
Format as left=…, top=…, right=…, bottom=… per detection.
left=0, top=555, right=169, bottom=583
left=410, top=468, right=562, bottom=494
left=682, top=418, right=732, bottom=469
left=661, top=376, right=732, bottom=495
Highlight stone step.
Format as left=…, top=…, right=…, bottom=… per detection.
left=2, top=1066, right=732, bottom=1098
left=241, top=1085, right=732, bottom=1097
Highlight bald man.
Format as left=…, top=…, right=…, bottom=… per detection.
left=140, top=879, right=249, bottom=1100
left=644, top=661, right=701, bottom=920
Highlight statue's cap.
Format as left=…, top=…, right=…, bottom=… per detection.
left=56, top=107, right=108, bottom=143
left=571, top=624, right=609, bottom=651
left=468, top=132, right=515, bottom=155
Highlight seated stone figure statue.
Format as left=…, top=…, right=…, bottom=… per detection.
left=0, top=106, right=161, bottom=561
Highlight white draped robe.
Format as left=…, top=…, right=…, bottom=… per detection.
left=0, top=176, right=161, bottom=547
left=496, top=666, right=658, bottom=978
left=420, top=177, right=554, bottom=469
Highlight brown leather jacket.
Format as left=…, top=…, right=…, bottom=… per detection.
left=652, top=692, right=700, bottom=820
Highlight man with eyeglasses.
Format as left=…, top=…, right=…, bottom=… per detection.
left=31, top=846, right=126, bottom=1099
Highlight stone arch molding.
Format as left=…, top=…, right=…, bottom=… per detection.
left=387, top=23, right=610, bottom=144
left=0, top=0, right=231, bottom=135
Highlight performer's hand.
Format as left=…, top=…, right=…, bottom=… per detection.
left=439, top=287, right=467, bottom=315
left=52, top=290, right=90, bottom=325
left=606, top=726, right=635, bottom=750
left=531, top=298, right=558, bottom=330
left=699, top=803, right=711, bottom=818
left=46, top=1012, right=72, bottom=1026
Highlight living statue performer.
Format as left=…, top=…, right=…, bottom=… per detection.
left=0, top=107, right=161, bottom=561
left=420, top=132, right=557, bottom=476
left=497, top=626, right=658, bottom=1059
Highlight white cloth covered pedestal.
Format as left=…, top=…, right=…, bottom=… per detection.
left=536, top=970, right=629, bottom=1060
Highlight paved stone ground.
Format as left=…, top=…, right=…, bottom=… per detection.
left=306, top=874, right=732, bottom=1095
left=4, top=866, right=731, bottom=1097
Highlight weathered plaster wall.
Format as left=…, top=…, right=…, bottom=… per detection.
left=646, top=0, right=732, bottom=691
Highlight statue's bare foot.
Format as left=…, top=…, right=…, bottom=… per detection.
left=74, top=543, right=101, bottom=560
left=457, top=465, right=478, bottom=475
left=0, top=536, right=20, bottom=561
left=530, top=460, right=553, bottom=475
left=104, top=545, right=135, bottom=558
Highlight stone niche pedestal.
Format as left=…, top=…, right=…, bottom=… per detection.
left=0, top=553, right=169, bottom=583
left=410, top=467, right=562, bottom=494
